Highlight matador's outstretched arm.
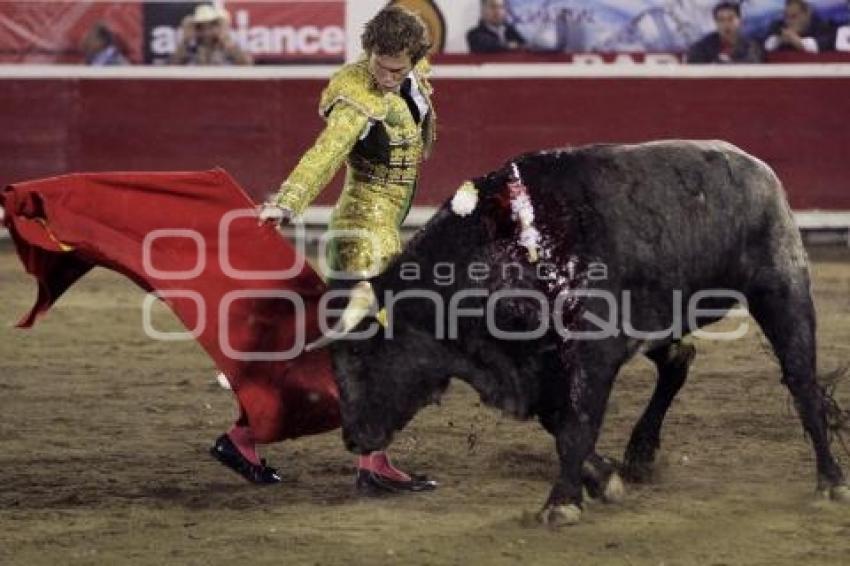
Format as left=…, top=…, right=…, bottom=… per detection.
left=274, top=103, right=369, bottom=216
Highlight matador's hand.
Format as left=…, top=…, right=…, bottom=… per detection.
left=257, top=202, right=294, bottom=226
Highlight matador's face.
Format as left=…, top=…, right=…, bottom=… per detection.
left=368, top=51, right=412, bottom=93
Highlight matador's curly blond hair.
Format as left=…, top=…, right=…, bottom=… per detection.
left=361, top=6, right=431, bottom=63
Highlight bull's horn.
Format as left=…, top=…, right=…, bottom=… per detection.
left=305, top=281, right=377, bottom=352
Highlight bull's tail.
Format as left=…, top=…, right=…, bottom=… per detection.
left=820, top=366, right=850, bottom=457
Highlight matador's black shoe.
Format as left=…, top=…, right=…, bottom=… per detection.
left=355, top=469, right=438, bottom=495
left=210, top=434, right=281, bottom=485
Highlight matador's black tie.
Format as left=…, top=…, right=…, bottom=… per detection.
left=400, top=78, right=421, bottom=124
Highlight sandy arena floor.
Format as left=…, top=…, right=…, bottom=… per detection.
left=1, top=242, right=849, bottom=565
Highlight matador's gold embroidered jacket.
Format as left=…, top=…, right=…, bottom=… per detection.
left=274, top=58, right=436, bottom=276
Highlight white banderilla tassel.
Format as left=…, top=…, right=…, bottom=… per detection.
left=451, top=181, right=479, bottom=216
left=508, top=163, right=541, bottom=262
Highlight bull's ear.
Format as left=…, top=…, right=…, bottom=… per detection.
left=305, top=281, right=377, bottom=352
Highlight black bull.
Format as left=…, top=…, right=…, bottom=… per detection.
left=314, top=140, right=849, bottom=524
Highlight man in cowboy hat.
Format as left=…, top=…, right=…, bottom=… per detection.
left=170, top=3, right=252, bottom=65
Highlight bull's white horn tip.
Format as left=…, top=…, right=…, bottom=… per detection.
left=216, top=372, right=232, bottom=390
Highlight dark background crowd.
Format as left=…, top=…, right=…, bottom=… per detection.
left=78, top=0, right=850, bottom=65
left=686, top=0, right=846, bottom=63
left=464, top=0, right=849, bottom=63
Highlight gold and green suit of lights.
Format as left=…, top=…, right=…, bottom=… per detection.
left=274, top=58, right=436, bottom=276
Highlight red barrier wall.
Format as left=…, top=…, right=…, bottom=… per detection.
left=2, top=70, right=849, bottom=210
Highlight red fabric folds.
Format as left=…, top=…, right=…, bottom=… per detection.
left=0, top=168, right=340, bottom=442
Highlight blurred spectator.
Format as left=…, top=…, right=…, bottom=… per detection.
left=837, top=0, right=850, bottom=50
left=466, top=0, right=526, bottom=53
left=170, top=4, right=252, bottom=66
left=687, top=2, right=763, bottom=63
left=837, top=25, right=850, bottom=50
left=764, top=0, right=837, bottom=53
left=81, top=22, right=128, bottom=66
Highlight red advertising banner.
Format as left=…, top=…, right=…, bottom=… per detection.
left=0, top=1, right=345, bottom=64
left=225, top=1, right=345, bottom=64
left=0, top=1, right=142, bottom=63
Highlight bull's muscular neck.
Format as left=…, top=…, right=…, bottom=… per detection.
left=361, top=161, right=564, bottom=405
left=369, top=168, right=580, bottom=419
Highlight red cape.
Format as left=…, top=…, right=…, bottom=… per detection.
left=1, top=169, right=340, bottom=442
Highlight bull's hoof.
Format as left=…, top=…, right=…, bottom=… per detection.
left=537, top=504, right=582, bottom=527
left=582, top=455, right=626, bottom=503
left=603, top=472, right=626, bottom=503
